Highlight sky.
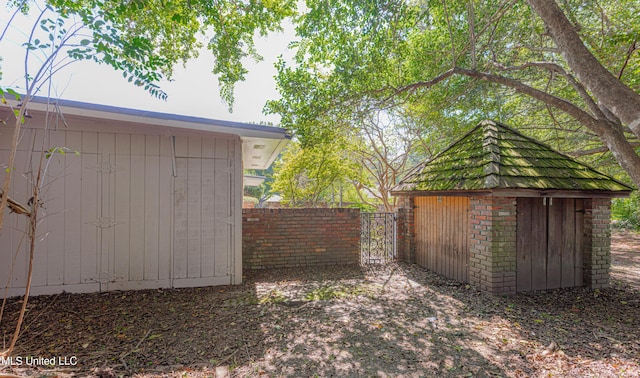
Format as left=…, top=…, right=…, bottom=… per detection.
left=0, top=4, right=296, bottom=125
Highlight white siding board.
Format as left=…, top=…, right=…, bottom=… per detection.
left=188, top=137, right=202, bottom=158
left=215, top=139, right=228, bottom=159
left=45, top=129, right=67, bottom=288
left=10, top=151, right=30, bottom=288
left=80, top=150, right=100, bottom=286
left=200, top=158, right=216, bottom=278
left=231, top=139, right=243, bottom=284
left=99, top=133, right=116, bottom=290
left=173, top=158, right=188, bottom=279
left=2, top=124, right=243, bottom=295
left=214, top=158, right=230, bottom=278
left=158, top=155, right=172, bottom=281
left=144, top=135, right=160, bottom=281
left=63, top=132, right=83, bottom=285
left=114, top=152, right=131, bottom=283
left=187, top=158, right=202, bottom=278
left=202, top=138, right=215, bottom=158
left=174, top=136, right=188, bottom=157
left=129, top=135, right=146, bottom=282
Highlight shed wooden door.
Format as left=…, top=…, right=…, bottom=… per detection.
left=516, top=198, right=584, bottom=291
left=414, top=196, right=470, bottom=282
left=173, top=156, right=233, bottom=287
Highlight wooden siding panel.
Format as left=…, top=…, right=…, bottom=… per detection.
left=547, top=199, right=563, bottom=289
left=575, top=199, right=585, bottom=285
left=531, top=198, right=548, bottom=291
left=144, top=136, right=160, bottom=281
left=80, top=149, right=100, bottom=285
left=517, top=198, right=533, bottom=291
left=99, top=133, right=116, bottom=290
left=64, top=131, right=83, bottom=285
left=414, top=196, right=469, bottom=282
left=187, top=157, right=202, bottom=278
left=158, top=154, right=173, bottom=281
left=561, top=199, right=576, bottom=287
left=214, top=158, right=231, bottom=277
left=200, top=158, right=216, bottom=277
left=173, top=158, right=188, bottom=279
left=45, top=130, right=67, bottom=286
left=114, top=150, right=131, bottom=283
left=129, top=135, right=146, bottom=282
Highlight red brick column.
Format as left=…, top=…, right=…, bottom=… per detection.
left=395, top=196, right=415, bottom=263
left=469, top=196, right=517, bottom=295
left=583, top=198, right=612, bottom=289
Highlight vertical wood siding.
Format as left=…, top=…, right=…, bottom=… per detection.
left=172, top=136, right=233, bottom=288
left=1, top=127, right=238, bottom=297
left=414, top=196, right=470, bottom=282
left=516, top=198, right=584, bottom=292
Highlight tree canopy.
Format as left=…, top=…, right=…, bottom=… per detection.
left=267, top=0, right=640, bottom=188
left=1, top=0, right=296, bottom=104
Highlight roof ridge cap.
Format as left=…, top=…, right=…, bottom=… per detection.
left=481, top=120, right=501, bottom=188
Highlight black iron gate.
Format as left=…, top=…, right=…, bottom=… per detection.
left=361, top=212, right=397, bottom=264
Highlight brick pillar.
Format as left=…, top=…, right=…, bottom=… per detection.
left=469, top=196, right=517, bottom=295
left=583, top=198, right=612, bottom=289
left=395, top=195, right=415, bottom=263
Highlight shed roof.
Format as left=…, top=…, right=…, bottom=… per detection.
left=394, top=120, right=633, bottom=195
left=2, top=96, right=290, bottom=170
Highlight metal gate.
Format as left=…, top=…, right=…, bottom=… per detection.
left=361, top=212, right=397, bottom=264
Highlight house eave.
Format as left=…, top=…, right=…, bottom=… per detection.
left=391, top=188, right=632, bottom=198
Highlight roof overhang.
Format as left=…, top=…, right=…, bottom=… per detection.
left=243, top=175, right=266, bottom=187
left=2, top=96, right=290, bottom=170
left=391, top=188, right=632, bottom=198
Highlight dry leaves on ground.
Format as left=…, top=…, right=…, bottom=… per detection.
left=1, top=230, right=639, bottom=377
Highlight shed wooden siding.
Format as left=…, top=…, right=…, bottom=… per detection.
left=516, top=197, right=584, bottom=291
left=1, top=128, right=240, bottom=297
left=414, top=196, right=470, bottom=282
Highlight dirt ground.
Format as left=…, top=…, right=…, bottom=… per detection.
left=1, top=230, right=639, bottom=378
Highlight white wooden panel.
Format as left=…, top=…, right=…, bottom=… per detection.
left=80, top=150, right=100, bottom=285
left=231, top=138, right=242, bottom=284
left=214, top=158, right=230, bottom=277
left=114, top=151, right=131, bottom=283
left=202, top=138, right=215, bottom=158
left=187, top=157, right=202, bottom=278
left=0, top=149, right=28, bottom=290
left=29, top=151, right=48, bottom=289
left=129, top=134, right=146, bottom=281
left=144, top=135, right=160, bottom=281
left=174, top=136, right=188, bottom=157
left=188, top=137, right=202, bottom=158
left=45, top=129, right=66, bottom=286
left=158, top=155, right=172, bottom=281
left=215, top=139, right=228, bottom=159
left=200, top=158, right=216, bottom=277
left=63, top=131, right=83, bottom=285
left=173, top=158, right=188, bottom=279
left=9, top=151, right=30, bottom=288
left=99, top=133, right=116, bottom=290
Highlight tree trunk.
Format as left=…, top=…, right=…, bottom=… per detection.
left=527, top=0, right=640, bottom=137
left=594, top=122, right=640, bottom=188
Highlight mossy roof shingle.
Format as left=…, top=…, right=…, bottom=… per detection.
left=394, top=120, right=633, bottom=193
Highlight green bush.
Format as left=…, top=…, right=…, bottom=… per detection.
left=612, top=191, right=640, bottom=230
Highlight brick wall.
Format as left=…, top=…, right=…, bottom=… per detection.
left=583, top=198, right=612, bottom=289
left=242, top=208, right=361, bottom=269
left=395, top=196, right=416, bottom=264
left=469, top=196, right=517, bottom=295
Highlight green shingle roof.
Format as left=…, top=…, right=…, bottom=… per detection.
left=395, top=120, right=633, bottom=192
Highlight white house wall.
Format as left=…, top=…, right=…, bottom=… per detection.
left=1, top=124, right=241, bottom=297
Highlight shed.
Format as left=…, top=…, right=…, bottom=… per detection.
left=393, top=120, right=632, bottom=295
left=0, top=96, right=289, bottom=297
